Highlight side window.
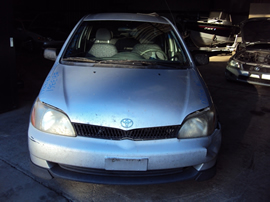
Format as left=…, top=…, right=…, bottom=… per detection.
left=167, top=32, right=186, bottom=63
left=78, top=26, right=92, bottom=52
left=167, top=33, right=177, bottom=60
left=65, top=24, right=92, bottom=57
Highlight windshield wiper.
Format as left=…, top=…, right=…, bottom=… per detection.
left=97, top=60, right=140, bottom=64
left=62, top=58, right=185, bottom=68
left=99, top=60, right=167, bottom=67
left=99, top=60, right=185, bottom=68
left=62, top=57, right=98, bottom=63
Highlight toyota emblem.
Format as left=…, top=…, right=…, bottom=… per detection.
left=120, top=118, right=133, bottom=128
left=254, top=66, right=260, bottom=71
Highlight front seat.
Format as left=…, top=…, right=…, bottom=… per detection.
left=88, top=28, right=118, bottom=57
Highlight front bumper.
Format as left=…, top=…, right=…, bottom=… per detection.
left=28, top=123, right=221, bottom=184
left=225, top=66, right=270, bottom=86
left=30, top=159, right=217, bottom=185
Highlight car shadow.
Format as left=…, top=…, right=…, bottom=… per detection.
left=197, top=57, right=270, bottom=198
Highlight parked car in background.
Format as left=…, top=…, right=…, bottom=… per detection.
left=13, top=12, right=76, bottom=52
left=225, top=18, right=270, bottom=86
left=13, top=19, right=49, bottom=52
left=28, top=13, right=221, bottom=185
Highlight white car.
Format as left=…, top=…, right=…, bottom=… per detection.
left=28, top=13, right=221, bottom=185
left=225, top=18, right=270, bottom=86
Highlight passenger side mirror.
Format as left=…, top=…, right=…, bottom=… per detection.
left=44, top=48, right=57, bottom=61
left=193, top=53, right=209, bottom=66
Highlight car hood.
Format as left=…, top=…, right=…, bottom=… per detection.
left=38, top=64, right=210, bottom=129
left=241, top=18, right=270, bottom=44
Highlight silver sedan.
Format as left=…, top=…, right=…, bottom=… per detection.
left=28, top=13, right=221, bottom=185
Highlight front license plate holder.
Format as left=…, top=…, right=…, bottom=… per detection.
left=105, top=157, right=148, bottom=171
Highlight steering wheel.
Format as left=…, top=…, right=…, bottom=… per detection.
left=140, top=49, right=168, bottom=60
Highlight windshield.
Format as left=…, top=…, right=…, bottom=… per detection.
left=62, top=20, right=189, bottom=68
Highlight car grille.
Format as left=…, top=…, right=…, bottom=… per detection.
left=59, top=164, right=185, bottom=177
left=242, top=64, right=270, bottom=73
left=72, top=123, right=180, bottom=140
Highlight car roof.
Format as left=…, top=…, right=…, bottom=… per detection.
left=83, top=13, right=170, bottom=24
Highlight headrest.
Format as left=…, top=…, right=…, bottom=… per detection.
left=96, top=28, right=111, bottom=41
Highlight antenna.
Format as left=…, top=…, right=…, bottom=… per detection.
left=164, top=0, right=176, bottom=26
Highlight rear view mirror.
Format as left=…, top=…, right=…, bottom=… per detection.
left=193, top=53, right=209, bottom=66
left=44, top=48, right=57, bottom=61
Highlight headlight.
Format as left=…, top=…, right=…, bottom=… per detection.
left=31, top=99, right=76, bottom=137
left=228, top=59, right=240, bottom=68
left=177, top=105, right=217, bottom=139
